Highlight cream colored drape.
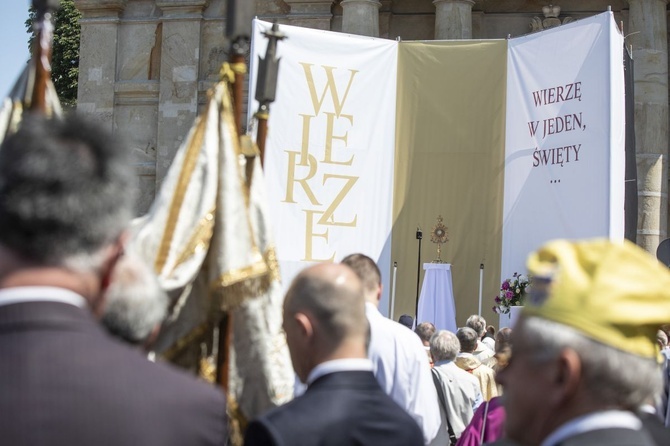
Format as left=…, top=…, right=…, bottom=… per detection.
left=392, top=40, right=507, bottom=326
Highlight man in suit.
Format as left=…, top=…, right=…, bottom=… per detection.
left=496, top=239, right=670, bottom=446
left=244, top=262, right=423, bottom=446
left=0, top=115, right=227, bottom=445
left=341, top=253, right=441, bottom=444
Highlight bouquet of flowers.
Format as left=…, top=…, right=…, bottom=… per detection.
left=493, top=272, right=530, bottom=315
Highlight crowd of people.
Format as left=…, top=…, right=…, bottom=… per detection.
left=2, top=113, right=670, bottom=445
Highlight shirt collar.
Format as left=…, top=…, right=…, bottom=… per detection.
left=0, top=287, right=87, bottom=309
left=541, top=410, right=642, bottom=446
left=306, top=358, right=373, bottom=386
left=434, top=359, right=454, bottom=367
left=365, top=301, right=381, bottom=314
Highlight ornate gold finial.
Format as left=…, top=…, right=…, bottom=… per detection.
left=430, top=215, right=449, bottom=263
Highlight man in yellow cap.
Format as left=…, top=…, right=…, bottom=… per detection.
left=496, top=238, right=670, bottom=446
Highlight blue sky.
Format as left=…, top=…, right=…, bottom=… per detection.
left=0, top=1, right=32, bottom=97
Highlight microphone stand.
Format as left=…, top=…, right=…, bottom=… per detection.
left=415, top=227, right=422, bottom=321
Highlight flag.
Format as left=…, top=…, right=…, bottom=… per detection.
left=129, top=73, right=294, bottom=423
left=249, top=19, right=398, bottom=310
left=0, top=62, right=62, bottom=142
left=1, top=0, right=62, bottom=142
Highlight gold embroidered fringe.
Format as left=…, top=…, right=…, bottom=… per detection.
left=210, top=246, right=281, bottom=310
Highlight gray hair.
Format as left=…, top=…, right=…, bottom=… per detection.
left=466, top=314, right=487, bottom=337
left=496, top=327, right=513, bottom=354
left=657, top=330, right=668, bottom=348
left=457, top=327, right=479, bottom=353
left=0, top=114, right=135, bottom=269
left=415, top=322, right=437, bottom=344
left=102, top=254, right=168, bottom=345
left=523, top=316, right=662, bottom=410
left=430, top=330, right=461, bottom=362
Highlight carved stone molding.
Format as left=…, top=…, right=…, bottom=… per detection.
left=530, top=4, right=573, bottom=32
left=155, top=0, right=208, bottom=16
left=74, top=0, right=128, bottom=18
left=284, top=0, right=334, bottom=14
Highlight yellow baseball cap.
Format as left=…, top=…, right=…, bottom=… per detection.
left=524, top=238, right=670, bottom=359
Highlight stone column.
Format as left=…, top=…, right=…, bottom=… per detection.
left=433, top=0, right=475, bottom=40
left=341, top=0, right=381, bottom=37
left=74, top=0, right=127, bottom=131
left=627, top=0, right=669, bottom=253
left=154, top=0, right=207, bottom=186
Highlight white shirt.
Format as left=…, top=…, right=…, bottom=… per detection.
left=473, top=340, right=494, bottom=362
left=306, top=358, right=373, bottom=385
left=366, top=302, right=441, bottom=444
left=0, top=287, right=87, bottom=308
left=541, top=410, right=643, bottom=446
left=481, top=336, right=496, bottom=351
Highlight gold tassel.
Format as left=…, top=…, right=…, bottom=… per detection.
left=227, top=394, right=248, bottom=446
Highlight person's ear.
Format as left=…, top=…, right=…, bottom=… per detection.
left=100, top=241, right=125, bottom=290
left=376, top=284, right=383, bottom=303
left=294, top=312, right=314, bottom=340
left=95, top=232, right=129, bottom=317
left=143, top=324, right=162, bottom=352
left=551, top=348, right=582, bottom=403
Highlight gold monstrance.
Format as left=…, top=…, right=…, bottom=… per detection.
left=430, top=215, right=449, bottom=263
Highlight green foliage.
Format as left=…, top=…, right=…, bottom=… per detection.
left=26, top=0, right=81, bottom=108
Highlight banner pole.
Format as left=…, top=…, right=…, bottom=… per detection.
left=217, top=0, right=255, bottom=393
left=478, top=263, right=484, bottom=315
left=390, top=261, right=397, bottom=319
left=254, top=22, right=285, bottom=167
left=29, top=0, right=59, bottom=113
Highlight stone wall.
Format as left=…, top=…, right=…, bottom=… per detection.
left=74, top=0, right=668, bottom=253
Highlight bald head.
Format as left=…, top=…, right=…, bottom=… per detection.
left=341, top=253, right=382, bottom=304
left=284, top=263, right=368, bottom=373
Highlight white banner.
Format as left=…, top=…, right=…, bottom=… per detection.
left=250, top=21, right=398, bottom=311
left=502, top=12, right=625, bottom=280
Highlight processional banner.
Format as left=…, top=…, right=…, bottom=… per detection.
left=502, top=12, right=625, bottom=279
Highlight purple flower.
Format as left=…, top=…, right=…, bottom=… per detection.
left=501, top=281, right=510, bottom=290
left=492, top=306, right=500, bottom=314
left=505, top=291, right=514, bottom=299
left=495, top=296, right=501, bottom=303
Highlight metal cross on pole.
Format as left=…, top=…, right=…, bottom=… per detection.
left=225, top=0, right=255, bottom=136
left=254, top=22, right=286, bottom=167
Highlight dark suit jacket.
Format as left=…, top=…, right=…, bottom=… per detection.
left=554, top=427, right=656, bottom=446
left=0, top=301, right=227, bottom=446
left=485, top=427, right=657, bottom=446
left=638, top=412, right=670, bottom=446
left=244, top=370, right=424, bottom=446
